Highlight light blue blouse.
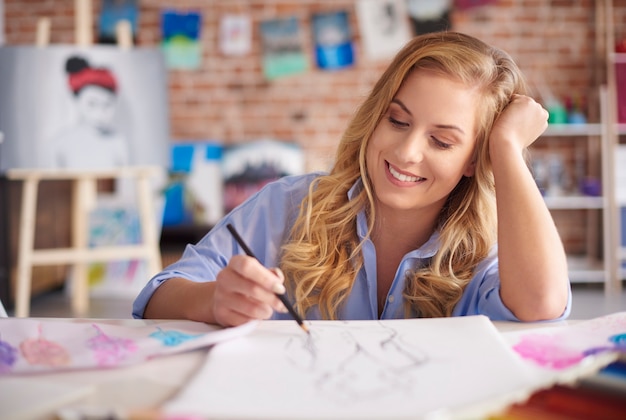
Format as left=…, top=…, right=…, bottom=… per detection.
left=132, top=172, right=571, bottom=321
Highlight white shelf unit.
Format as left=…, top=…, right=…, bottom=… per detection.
left=601, top=0, right=625, bottom=295
left=536, top=120, right=610, bottom=286
left=610, top=54, right=626, bottom=283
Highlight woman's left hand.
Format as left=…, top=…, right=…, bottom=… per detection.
left=489, top=94, right=549, bottom=152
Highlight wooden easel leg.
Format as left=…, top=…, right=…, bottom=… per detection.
left=15, top=178, right=38, bottom=318
left=137, top=173, right=162, bottom=278
left=70, top=177, right=94, bottom=316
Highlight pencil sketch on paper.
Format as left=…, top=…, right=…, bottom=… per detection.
left=283, top=322, right=429, bottom=404
left=165, top=317, right=540, bottom=420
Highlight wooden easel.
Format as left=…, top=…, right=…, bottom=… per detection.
left=7, top=1, right=161, bottom=318
left=7, top=167, right=163, bottom=317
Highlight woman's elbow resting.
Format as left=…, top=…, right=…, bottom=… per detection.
left=512, top=295, right=569, bottom=322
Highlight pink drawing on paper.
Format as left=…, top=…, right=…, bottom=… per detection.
left=513, top=329, right=626, bottom=370
left=512, top=333, right=585, bottom=369
left=19, top=324, right=71, bottom=367
left=86, top=324, right=138, bottom=366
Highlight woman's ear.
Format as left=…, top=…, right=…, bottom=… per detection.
left=463, top=160, right=476, bottom=178
left=463, top=160, right=476, bottom=177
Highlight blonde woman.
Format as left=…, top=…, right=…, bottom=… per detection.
left=134, top=32, right=570, bottom=325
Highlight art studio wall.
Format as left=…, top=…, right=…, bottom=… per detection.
left=2, top=0, right=626, bottom=302
left=5, top=0, right=624, bottom=173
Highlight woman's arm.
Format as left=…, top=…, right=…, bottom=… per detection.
left=143, top=256, right=288, bottom=326
left=137, top=174, right=319, bottom=324
left=489, top=95, right=570, bottom=321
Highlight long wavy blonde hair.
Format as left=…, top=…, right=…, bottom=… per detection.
left=280, top=32, right=528, bottom=319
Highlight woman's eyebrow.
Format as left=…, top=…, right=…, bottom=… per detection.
left=391, top=98, right=412, bottom=116
left=435, top=124, right=466, bottom=135
left=391, top=98, right=466, bottom=135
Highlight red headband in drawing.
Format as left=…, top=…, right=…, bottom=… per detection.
left=68, top=68, right=117, bottom=93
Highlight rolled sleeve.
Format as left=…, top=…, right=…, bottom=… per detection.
left=132, top=173, right=320, bottom=319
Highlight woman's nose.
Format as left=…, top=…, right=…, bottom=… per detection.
left=395, top=132, right=426, bottom=163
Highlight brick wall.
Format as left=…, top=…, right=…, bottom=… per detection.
left=3, top=0, right=626, bottom=259
left=5, top=0, right=623, bottom=172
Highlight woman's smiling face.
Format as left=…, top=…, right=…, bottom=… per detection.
left=366, top=69, right=481, bottom=217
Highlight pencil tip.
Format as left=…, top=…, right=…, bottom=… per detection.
left=301, top=324, right=310, bottom=334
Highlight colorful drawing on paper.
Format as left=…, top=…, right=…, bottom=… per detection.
left=87, top=324, right=138, bottom=366
left=219, top=14, right=252, bottom=56
left=161, top=9, right=203, bottom=70
left=88, top=204, right=145, bottom=297
left=149, top=327, right=203, bottom=347
left=222, top=140, right=304, bottom=213
left=311, top=10, right=354, bottom=70
left=510, top=312, right=626, bottom=370
left=19, top=324, right=71, bottom=367
left=0, top=336, right=18, bottom=373
left=260, top=17, right=307, bottom=80
left=0, top=319, right=257, bottom=375
left=98, top=0, right=139, bottom=45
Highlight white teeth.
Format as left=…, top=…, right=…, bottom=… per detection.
left=388, top=164, right=421, bottom=182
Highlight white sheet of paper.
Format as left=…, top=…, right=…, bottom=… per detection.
left=164, top=316, right=541, bottom=419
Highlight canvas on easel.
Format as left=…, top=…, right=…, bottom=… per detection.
left=0, top=44, right=170, bottom=299
left=0, top=46, right=169, bottom=171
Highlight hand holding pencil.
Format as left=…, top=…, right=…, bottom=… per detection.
left=227, top=224, right=310, bottom=334
left=209, top=223, right=308, bottom=334
left=211, top=253, right=288, bottom=328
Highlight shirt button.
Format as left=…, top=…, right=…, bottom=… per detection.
left=388, top=295, right=395, bottom=303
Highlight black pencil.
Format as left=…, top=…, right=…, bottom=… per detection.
left=226, top=223, right=310, bottom=335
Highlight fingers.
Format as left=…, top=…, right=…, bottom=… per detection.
left=491, top=94, right=549, bottom=150
left=230, top=255, right=286, bottom=294
left=212, top=256, right=288, bottom=327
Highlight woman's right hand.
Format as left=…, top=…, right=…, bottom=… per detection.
left=211, top=255, right=288, bottom=327
left=142, top=256, right=288, bottom=326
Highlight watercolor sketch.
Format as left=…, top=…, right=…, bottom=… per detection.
left=0, top=319, right=256, bottom=374
left=507, top=311, right=626, bottom=370
left=222, top=140, right=304, bottom=213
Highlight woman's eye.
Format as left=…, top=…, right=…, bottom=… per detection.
left=432, top=136, right=452, bottom=149
left=388, top=116, right=408, bottom=128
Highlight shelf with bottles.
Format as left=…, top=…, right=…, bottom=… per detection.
left=532, top=133, right=603, bottom=210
